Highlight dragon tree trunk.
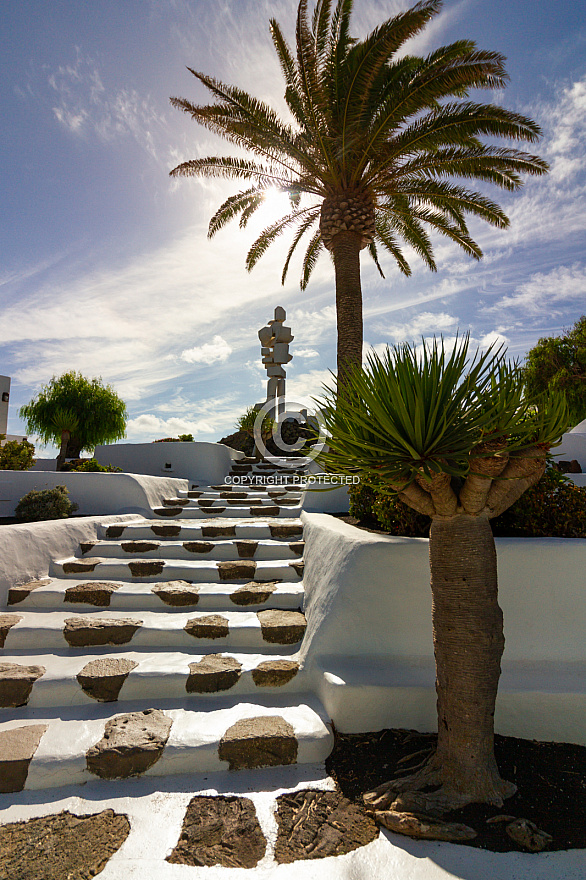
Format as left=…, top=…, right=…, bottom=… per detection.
left=429, top=513, right=515, bottom=804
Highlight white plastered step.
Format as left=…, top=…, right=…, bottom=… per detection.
left=1, top=609, right=306, bottom=652
left=50, top=557, right=303, bottom=583
left=8, top=577, right=305, bottom=612
left=0, top=649, right=307, bottom=708
left=0, top=694, right=333, bottom=790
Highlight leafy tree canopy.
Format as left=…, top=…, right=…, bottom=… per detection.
left=0, top=435, right=36, bottom=471
left=19, top=372, right=127, bottom=455
left=522, top=316, right=586, bottom=427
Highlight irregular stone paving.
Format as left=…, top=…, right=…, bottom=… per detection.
left=0, top=457, right=333, bottom=796
left=0, top=809, right=130, bottom=880
left=274, top=790, right=379, bottom=862
left=167, top=795, right=266, bottom=869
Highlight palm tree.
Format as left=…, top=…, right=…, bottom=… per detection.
left=318, top=338, right=569, bottom=817
left=170, top=0, right=547, bottom=382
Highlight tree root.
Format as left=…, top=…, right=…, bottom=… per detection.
left=363, top=753, right=517, bottom=814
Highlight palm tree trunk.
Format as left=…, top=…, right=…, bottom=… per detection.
left=429, top=514, right=515, bottom=804
left=330, top=231, right=363, bottom=385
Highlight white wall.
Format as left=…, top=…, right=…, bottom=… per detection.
left=0, top=472, right=188, bottom=518
left=301, top=513, right=586, bottom=744
left=554, top=431, right=586, bottom=469
left=94, top=441, right=238, bottom=485
left=0, top=514, right=140, bottom=606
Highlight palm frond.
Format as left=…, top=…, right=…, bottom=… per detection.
left=208, top=188, right=263, bottom=237
left=281, top=209, right=321, bottom=284
left=245, top=208, right=313, bottom=272
left=301, top=229, right=323, bottom=289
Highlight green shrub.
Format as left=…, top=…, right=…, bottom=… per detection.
left=0, top=436, right=36, bottom=471
left=153, top=434, right=194, bottom=443
left=15, top=485, right=79, bottom=522
left=67, top=458, right=121, bottom=472
left=349, top=468, right=586, bottom=539
left=348, top=475, right=378, bottom=520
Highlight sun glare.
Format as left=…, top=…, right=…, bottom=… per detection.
left=252, top=188, right=294, bottom=230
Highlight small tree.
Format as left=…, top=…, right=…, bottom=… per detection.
left=522, top=315, right=586, bottom=426
left=19, top=372, right=127, bottom=471
left=0, top=435, right=36, bottom=470
left=319, top=338, right=568, bottom=817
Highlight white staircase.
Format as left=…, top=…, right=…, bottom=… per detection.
left=0, top=457, right=333, bottom=794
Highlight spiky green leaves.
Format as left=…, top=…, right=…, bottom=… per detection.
left=317, top=337, right=569, bottom=491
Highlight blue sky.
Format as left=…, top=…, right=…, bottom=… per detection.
left=1, top=0, right=585, bottom=451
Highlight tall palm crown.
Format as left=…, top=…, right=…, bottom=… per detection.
left=170, top=0, right=547, bottom=379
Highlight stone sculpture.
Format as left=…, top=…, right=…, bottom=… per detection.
left=258, top=306, right=293, bottom=420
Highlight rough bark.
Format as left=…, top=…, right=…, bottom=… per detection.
left=486, top=448, right=547, bottom=518
left=429, top=514, right=514, bottom=804
left=365, top=513, right=516, bottom=813
left=329, top=231, right=364, bottom=384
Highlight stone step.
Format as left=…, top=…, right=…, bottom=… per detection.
left=0, top=695, right=333, bottom=791
left=50, top=557, right=304, bottom=583
left=162, top=496, right=302, bottom=510
left=76, top=538, right=304, bottom=562
left=8, top=576, right=304, bottom=612
left=97, top=518, right=304, bottom=542
left=152, top=503, right=304, bottom=519
left=0, top=609, right=307, bottom=652
left=0, top=650, right=306, bottom=709
left=178, top=488, right=303, bottom=501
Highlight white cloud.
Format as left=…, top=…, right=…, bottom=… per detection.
left=180, top=336, right=233, bottom=365
left=285, top=369, right=333, bottom=410
left=295, top=348, right=319, bottom=358
left=48, top=48, right=167, bottom=161
left=489, top=264, right=586, bottom=315
left=376, top=311, right=459, bottom=343
left=289, top=306, right=336, bottom=345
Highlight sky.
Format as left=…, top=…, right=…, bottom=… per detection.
left=1, top=0, right=585, bottom=453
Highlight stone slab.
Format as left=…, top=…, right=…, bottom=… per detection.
left=77, top=657, right=139, bottom=702
left=64, top=581, right=120, bottom=607
left=252, top=659, right=299, bottom=688
left=257, top=610, right=307, bottom=645
left=184, top=615, right=230, bottom=640
left=152, top=581, right=200, bottom=606
left=7, top=578, right=52, bottom=605
left=186, top=655, right=242, bottom=694
left=0, top=663, right=46, bottom=708
left=230, top=581, right=277, bottom=606
left=86, top=708, right=172, bottom=779
left=0, top=724, right=47, bottom=793
left=219, top=716, right=298, bottom=770
left=63, top=617, right=143, bottom=647
left=0, top=614, right=22, bottom=648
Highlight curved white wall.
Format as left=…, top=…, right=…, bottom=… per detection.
left=301, top=513, right=586, bottom=744
left=94, top=441, right=238, bottom=485
left=0, top=472, right=187, bottom=517
left=554, top=432, right=586, bottom=469
left=0, top=514, right=139, bottom=606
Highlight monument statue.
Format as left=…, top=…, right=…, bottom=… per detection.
left=258, top=306, right=293, bottom=421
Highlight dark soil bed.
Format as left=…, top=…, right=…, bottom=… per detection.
left=326, top=727, right=586, bottom=852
